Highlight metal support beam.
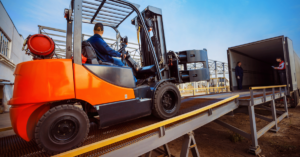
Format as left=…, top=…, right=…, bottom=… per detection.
left=283, top=96, right=289, bottom=118
left=250, top=90, right=254, bottom=106
left=82, top=12, right=122, bottom=22
left=208, top=109, right=212, bottom=116
left=222, top=63, right=225, bottom=78
left=214, top=61, right=217, bottom=78
left=159, top=126, right=166, bottom=137
left=38, top=26, right=42, bottom=34
left=153, top=144, right=172, bottom=157
left=270, top=100, right=280, bottom=132
left=180, top=132, right=200, bottom=157
left=82, top=8, right=123, bottom=19
left=263, top=89, right=266, bottom=102
left=91, top=0, right=106, bottom=23
left=73, top=0, right=83, bottom=65
left=83, top=4, right=127, bottom=17
left=38, top=25, right=66, bottom=33
left=257, top=105, right=285, bottom=115
left=272, top=88, right=275, bottom=99
left=116, top=10, right=134, bottom=28
left=248, top=105, right=261, bottom=155
left=145, top=151, right=152, bottom=157
left=96, top=0, right=132, bottom=9
left=279, top=87, right=282, bottom=97
left=66, top=19, right=73, bottom=59
left=83, top=0, right=131, bottom=13
left=257, top=112, right=287, bottom=139
left=214, top=120, right=251, bottom=139
left=83, top=16, right=119, bottom=24
left=163, top=144, right=172, bottom=157
left=255, top=113, right=272, bottom=122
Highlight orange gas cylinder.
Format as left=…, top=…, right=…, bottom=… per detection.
left=27, top=34, right=55, bottom=58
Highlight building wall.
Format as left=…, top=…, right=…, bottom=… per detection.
left=0, top=2, right=31, bottom=83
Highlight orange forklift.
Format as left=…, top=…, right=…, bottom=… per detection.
left=9, top=0, right=210, bottom=154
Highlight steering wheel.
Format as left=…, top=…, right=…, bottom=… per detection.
left=119, top=36, right=128, bottom=63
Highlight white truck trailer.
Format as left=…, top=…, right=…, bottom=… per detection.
left=227, top=36, right=300, bottom=107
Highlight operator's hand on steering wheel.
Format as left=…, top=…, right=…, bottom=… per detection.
left=121, top=53, right=126, bottom=59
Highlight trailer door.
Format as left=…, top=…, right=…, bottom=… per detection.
left=294, top=51, right=300, bottom=90
left=286, top=37, right=298, bottom=91
left=227, top=49, right=234, bottom=91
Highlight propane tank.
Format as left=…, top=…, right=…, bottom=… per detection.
left=23, top=34, right=55, bottom=60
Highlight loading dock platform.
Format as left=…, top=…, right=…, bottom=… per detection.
left=0, top=85, right=288, bottom=157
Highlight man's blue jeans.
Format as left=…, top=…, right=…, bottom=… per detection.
left=112, top=58, right=124, bottom=66
left=112, top=58, right=137, bottom=83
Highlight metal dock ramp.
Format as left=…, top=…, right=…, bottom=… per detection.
left=0, top=85, right=289, bottom=156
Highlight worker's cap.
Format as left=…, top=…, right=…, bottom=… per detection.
left=94, top=23, right=104, bottom=31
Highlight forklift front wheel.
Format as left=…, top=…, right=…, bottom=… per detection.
left=153, top=82, right=181, bottom=119
left=35, top=104, right=90, bottom=154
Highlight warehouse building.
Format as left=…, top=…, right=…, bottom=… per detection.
left=0, top=1, right=31, bottom=113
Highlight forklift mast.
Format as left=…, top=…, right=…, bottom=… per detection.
left=132, top=6, right=210, bottom=83
left=132, top=6, right=169, bottom=79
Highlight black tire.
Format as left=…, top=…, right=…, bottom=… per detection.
left=291, top=91, right=300, bottom=108
left=35, top=105, right=90, bottom=154
left=152, top=82, right=181, bottom=119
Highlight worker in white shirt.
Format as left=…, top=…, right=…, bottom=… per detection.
left=273, top=57, right=286, bottom=85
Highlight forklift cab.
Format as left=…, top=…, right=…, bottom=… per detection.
left=81, top=38, right=156, bottom=88
left=9, top=0, right=211, bottom=154
left=81, top=40, right=137, bottom=88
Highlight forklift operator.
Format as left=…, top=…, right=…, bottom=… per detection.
left=88, top=23, right=139, bottom=83
left=88, top=23, right=125, bottom=66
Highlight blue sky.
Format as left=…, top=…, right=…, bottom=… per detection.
left=1, top=0, right=300, bottom=62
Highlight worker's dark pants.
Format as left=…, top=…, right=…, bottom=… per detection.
left=237, top=77, right=243, bottom=90
left=278, top=70, right=287, bottom=85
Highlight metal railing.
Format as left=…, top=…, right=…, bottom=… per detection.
left=216, top=84, right=288, bottom=154
left=249, top=85, right=287, bottom=106
left=179, top=86, right=230, bottom=95
left=53, top=94, right=239, bottom=157
left=38, top=25, right=141, bottom=63
left=209, top=77, right=229, bottom=87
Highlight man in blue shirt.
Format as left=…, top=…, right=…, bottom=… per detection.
left=87, top=23, right=125, bottom=66
left=88, top=23, right=139, bottom=83
left=87, top=23, right=126, bottom=66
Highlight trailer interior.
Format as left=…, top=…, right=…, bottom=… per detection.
left=228, top=36, right=287, bottom=91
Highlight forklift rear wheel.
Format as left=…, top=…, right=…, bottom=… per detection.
left=153, top=82, right=181, bottom=119
left=35, top=104, right=90, bottom=154
left=291, top=90, right=299, bottom=108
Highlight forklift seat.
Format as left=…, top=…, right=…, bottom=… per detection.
left=82, top=41, right=117, bottom=66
